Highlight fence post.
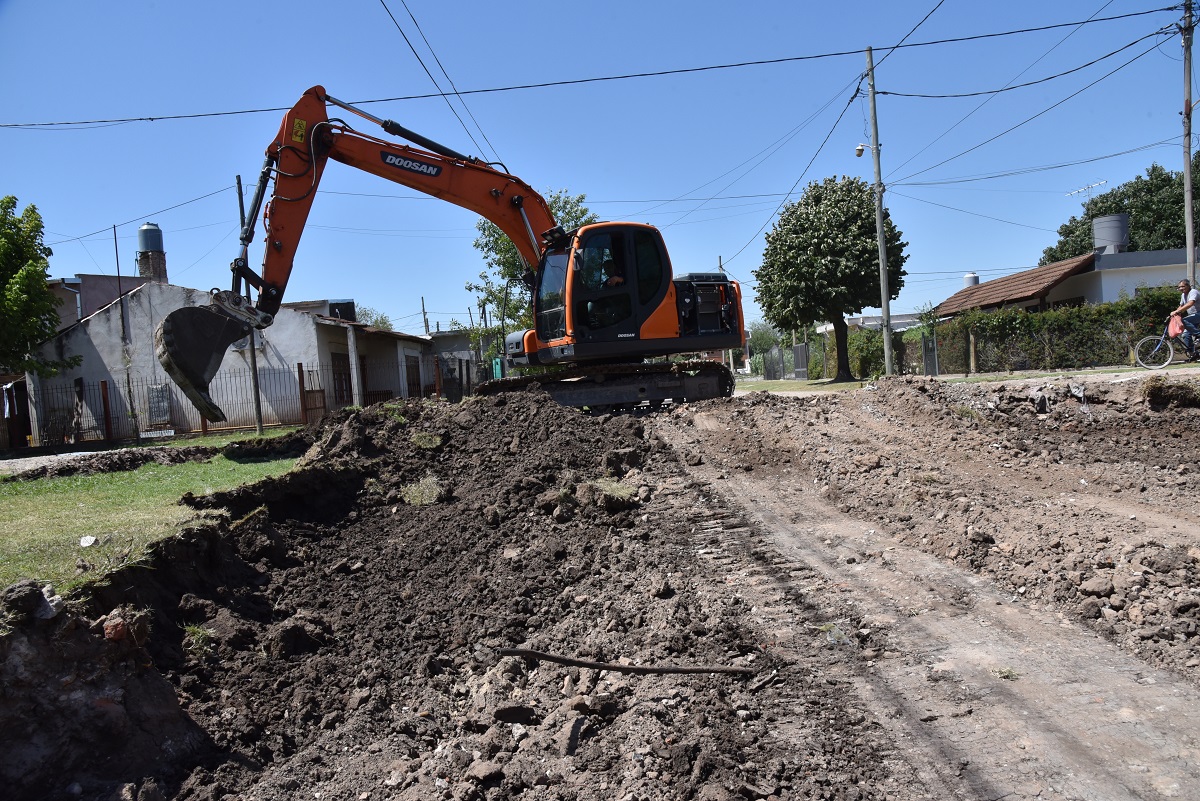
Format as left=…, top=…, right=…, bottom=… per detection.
left=297, top=362, right=308, bottom=425
left=100, top=380, right=114, bottom=442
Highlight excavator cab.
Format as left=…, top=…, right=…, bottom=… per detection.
left=507, top=221, right=742, bottom=369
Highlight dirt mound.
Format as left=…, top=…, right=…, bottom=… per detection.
left=2, top=430, right=313, bottom=483
left=1, top=391, right=909, bottom=801
left=12, top=372, right=1200, bottom=800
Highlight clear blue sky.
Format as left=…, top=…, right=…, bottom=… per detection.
left=1, top=1, right=1189, bottom=334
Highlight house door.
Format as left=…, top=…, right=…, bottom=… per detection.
left=405, top=355, right=422, bottom=398
left=331, top=353, right=352, bottom=405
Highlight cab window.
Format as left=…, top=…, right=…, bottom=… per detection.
left=575, top=231, right=633, bottom=331
left=577, top=231, right=627, bottom=289
left=535, top=252, right=569, bottom=340
left=633, top=229, right=665, bottom=304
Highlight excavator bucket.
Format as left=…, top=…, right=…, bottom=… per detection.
left=155, top=306, right=252, bottom=423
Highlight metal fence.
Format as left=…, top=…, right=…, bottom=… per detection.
left=24, top=357, right=443, bottom=448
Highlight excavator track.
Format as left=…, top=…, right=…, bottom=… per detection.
left=475, top=360, right=734, bottom=411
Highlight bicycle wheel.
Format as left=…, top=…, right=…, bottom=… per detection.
left=1135, top=335, right=1173, bottom=369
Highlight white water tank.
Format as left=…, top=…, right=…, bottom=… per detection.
left=964, top=272, right=979, bottom=288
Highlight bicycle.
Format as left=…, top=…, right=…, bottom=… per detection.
left=1134, top=320, right=1199, bottom=369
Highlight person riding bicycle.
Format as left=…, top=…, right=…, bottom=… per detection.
left=1170, top=278, right=1200, bottom=360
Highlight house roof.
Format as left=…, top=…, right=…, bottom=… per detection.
left=936, top=252, right=1095, bottom=316
left=312, top=314, right=430, bottom=346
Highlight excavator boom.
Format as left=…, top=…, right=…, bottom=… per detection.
left=157, top=86, right=556, bottom=421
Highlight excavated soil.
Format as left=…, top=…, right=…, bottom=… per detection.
left=6, top=372, right=1200, bottom=801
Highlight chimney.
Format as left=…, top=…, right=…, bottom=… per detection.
left=136, top=222, right=168, bottom=282
left=964, top=272, right=979, bottom=288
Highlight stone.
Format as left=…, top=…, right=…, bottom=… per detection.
left=1080, top=576, right=1114, bottom=598
left=465, top=761, right=504, bottom=783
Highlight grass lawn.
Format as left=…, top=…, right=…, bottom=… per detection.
left=0, top=454, right=297, bottom=593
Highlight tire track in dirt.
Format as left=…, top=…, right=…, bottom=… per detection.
left=656, top=409, right=1200, bottom=801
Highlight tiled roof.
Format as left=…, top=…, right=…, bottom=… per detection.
left=936, top=252, right=1095, bottom=317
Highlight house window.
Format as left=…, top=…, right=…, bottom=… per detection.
left=1051, top=297, right=1085, bottom=309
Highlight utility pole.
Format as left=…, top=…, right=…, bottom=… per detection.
left=865, top=46, right=894, bottom=376
left=112, top=226, right=128, bottom=343
left=237, top=175, right=264, bottom=434
left=1184, top=1, right=1196, bottom=284
left=421, top=297, right=430, bottom=334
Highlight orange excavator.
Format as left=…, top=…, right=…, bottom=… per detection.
left=156, top=86, right=745, bottom=421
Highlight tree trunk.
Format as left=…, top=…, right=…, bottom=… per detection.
left=831, top=317, right=855, bottom=382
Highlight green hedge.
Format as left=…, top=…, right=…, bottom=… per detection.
left=930, top=288, right=1176, bottom=374
left=797, top=289, right=1176, bottom=379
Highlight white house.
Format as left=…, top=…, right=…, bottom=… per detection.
left=24, top=281, right=438, bottom=445
left=937, top=214, right=1190, bottom=316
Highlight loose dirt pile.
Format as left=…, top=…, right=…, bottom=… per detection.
left=5, top=372, right=1200, bottom=801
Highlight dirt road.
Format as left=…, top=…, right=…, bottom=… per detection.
left=4, top=373, right=1200, bottom=800
left=657, top=377, right=1200, bottom=800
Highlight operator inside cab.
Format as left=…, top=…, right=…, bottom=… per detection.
left=601, top=259, right=625, bottom=288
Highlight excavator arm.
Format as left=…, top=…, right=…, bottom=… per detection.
left=156, top=86, right=558, bottom=421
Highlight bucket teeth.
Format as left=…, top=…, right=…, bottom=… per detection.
left=155, top=307, right=251, bottom=423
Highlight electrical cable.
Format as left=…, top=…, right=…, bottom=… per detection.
left=880, top=28, right=1166, bottom=98
left=376, top=0, right=489, bottom=159
left=1, top=6, right=1179, bottom=129
left=894, top=138, right=1178, bottom=186
left=46, top=185, right=235, bottom=247
left=657, top=74, right=863, bottom=228
left=891, top=36, right=1165, bottom=185
left=887, top=189, right=1057, bottom=232
left=872, top=0, right=948, bottom=72
left=885, top=0, right=1121, bottom=179
left=397, top=0, right=503, bottom=163
left=721, top=82, right=865, bottom=268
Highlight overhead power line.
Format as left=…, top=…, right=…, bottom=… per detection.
left=891, top=36, right=1165, bottom=185
left=873, top=0, right=948, bottom=71
left=888, top=190, right=1057, bottom=232
left=894, top=138, right=1178, bottom=186
left=377, top=0, right=499, bottom=162
left=885, top=0, right=1122, bottom=179
left=722, top=82, right=865, bottom=268
left=1, top=7, right=1178, bottom=130
left=46, top=185, right=235, bottom=247
left=658, top=73, right=863, bottom=228
left=880, top=27, right=1170, bottom=98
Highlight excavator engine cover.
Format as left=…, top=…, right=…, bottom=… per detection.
left=155, top=306, right=252, bottom=423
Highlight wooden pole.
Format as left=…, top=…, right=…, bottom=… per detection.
left=1184, top=2, right=1196, bottom=284
left=100, top=380, right=113, bottom=442
left=297, top=362, right=308, bottom=425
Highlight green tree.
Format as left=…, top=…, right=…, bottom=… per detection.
left=754, top=176, right=907, bottom=381
left=465, top=189, right=597, bottom=359
left=747, top=320, right=780, bottom=357
left=1040, top=154, right=1200, bottom=265
left=356, top=305, right=393, bottom=330
left=0, top=196, right=73, bottom=376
